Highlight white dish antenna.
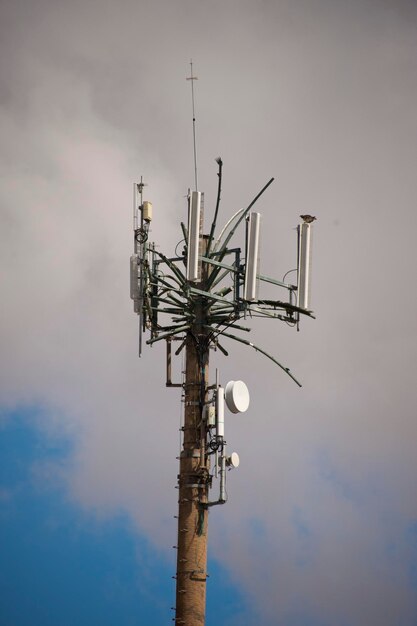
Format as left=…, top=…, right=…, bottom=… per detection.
left=225, top=380, right=250, bottom=414
left=226, top=452, right=240, bottom=469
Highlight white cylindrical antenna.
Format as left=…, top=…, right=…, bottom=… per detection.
left=186, top=190, right=202, bottom=282
left=297, top=222, right=312, bottom=310
left=216, top=385, right=225, bottom=439
left=142, top=200, right=153, bottom=222
left=243, top=212, right=262, bottom=301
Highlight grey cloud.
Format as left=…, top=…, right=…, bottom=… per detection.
left=1, top=0, right=417, bottom=624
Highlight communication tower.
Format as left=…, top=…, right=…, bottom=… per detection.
left=130, top=65, right=316, bottom=625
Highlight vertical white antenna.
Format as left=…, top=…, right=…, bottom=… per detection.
left=216, top=385, right=225, bottom=439
left=244, top=212, right=262, bottom=301
left=186, top=59, right=199, bottom=191
left=297, top=221, right=312, bottom=310
left=186, top=190, right=202, bottom=282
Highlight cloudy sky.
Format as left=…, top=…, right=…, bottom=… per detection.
left=1, top=0, right=417, bottom=624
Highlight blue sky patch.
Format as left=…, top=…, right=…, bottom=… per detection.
left=0, top=408, right=247, bottom=625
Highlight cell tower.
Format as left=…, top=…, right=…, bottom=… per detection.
left=130, top=66, right=315, bottom=626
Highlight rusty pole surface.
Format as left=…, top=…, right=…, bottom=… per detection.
left=175, top=234, right=210, bottom=626
left=175, top=334, right=209, bottom=625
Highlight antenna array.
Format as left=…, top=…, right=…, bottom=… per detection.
left=131, top=164, right=315, bottom=382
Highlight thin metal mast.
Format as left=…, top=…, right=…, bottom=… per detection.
left=186, top=59, right=199, bottom=190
